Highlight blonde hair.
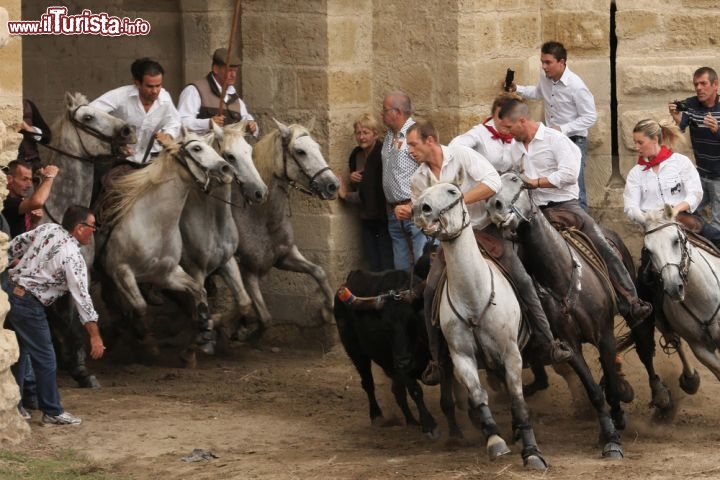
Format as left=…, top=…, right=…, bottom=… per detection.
left=353, top=113, right=381, bottom=135
left=633, top=118, right=685, bottom=149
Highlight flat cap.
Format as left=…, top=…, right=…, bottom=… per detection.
left=212, top=48, right=241, bottom=67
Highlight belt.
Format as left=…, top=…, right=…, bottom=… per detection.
left=388, top=199, right=411, bottom=208
left=569, top=135, right=586, bottom=142
left=700, top=173, right=720, bottom=181
left=542, top=199, right=577, bottom=209
left=8, top=280, right=39, bottom=302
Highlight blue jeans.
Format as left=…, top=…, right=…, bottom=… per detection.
left=3, top=279, right=64, bottom=416
left=360, top=219, right=394, bottom=272
left=571, top=136, right=589, bottom=211
left=697, top=176, right=720, bottom=230
left=387, top=210, right=428, bottom=272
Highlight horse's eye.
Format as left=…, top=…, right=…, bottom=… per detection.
left=192, top=145, right=202, bottom=152
left=83, top=114, right=93, bottom=122
left=224, top=153, right=236, bottom=163
left=295, top=149, right=306, bottom=156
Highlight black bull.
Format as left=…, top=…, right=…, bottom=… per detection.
left=333, top=266, right=464, bottom=440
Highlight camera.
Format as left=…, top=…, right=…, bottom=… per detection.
left=673, top=100, right=690, bottom=112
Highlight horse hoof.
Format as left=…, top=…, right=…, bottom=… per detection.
left=523, top=380, right=549, bottom=398
left=425, top=425, right=441, bottom=441
left=617, top=379, right=635, bottom=404
left=679, top=369, right=700, bottom=395
left=198, top=342, right=215, bottom=356
left=602, top=442, right=624, bottom=459
left=370, top=415, right=385, bottom=427
left=180, top=351, right=197, bottom=369
left=448, top=426, right=464, bottom=440
left=77, top=375, right=101, bottom=389
left=487, top=435, right=511, bottom=459
left=523, top=454, right=548, bottom=471
left=650, top=377, right=673, bottom=411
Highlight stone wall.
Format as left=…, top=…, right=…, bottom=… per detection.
left=0, top=0, right=31, bottom=445
left=14, top=1, right=720, bottom=342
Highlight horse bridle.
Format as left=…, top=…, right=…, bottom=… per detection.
left=276, top=133, right=331, bottom=197
left=507, top=180, right=536, bottom=224
left=174, top=139, right=222, bottom=192
left=426, top=190, right=470, bottom=242
left=69, top=104, right=132, bottom=159
left=645, top=222, right=691, bottom=282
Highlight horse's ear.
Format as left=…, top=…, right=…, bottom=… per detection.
left=663, top=203, right=675, bottom=221
left=305, top=116, right=317, bottom=133
left=451, top=166, right=466, bottom=188
left=273, top=118, right=292, bottom=140
left=627, top=207, right=648, bottom=226
left=211, top=121, right=224, bottom=141
left=65, top=91, right=78, bottom=109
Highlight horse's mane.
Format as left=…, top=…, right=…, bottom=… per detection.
left=252, top=123, right=310, bottom=186
left=98, top=144, right=181, bottom=226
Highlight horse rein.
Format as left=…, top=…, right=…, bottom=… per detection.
left=276, top=134, right=331, bottom=197
left=69, top=105, right=132, bottom=159
left=174, top=139, right=221, bottom=192
left=426, top=192, right=470, bottom=242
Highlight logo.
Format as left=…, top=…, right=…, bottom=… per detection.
left=7, top=7, right=151, bottom=36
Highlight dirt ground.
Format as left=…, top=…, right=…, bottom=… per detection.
left=10, top=327, right=720, bottom=480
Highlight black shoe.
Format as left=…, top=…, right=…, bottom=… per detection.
left=421, top=360, right=442, bottom=386
left=547, top=340, right=573, bottom=364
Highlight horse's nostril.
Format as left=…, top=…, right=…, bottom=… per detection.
left=221, top=164, right=232, bottom=174
left=121, top=126, right=132, bottom=138
left=422, top=204, right=431, bottom=213
left=327, top=182, right=338, bottom=193
left=495, top=200, right=503, bottom=210
left=254, top=190, right=264, bottom=200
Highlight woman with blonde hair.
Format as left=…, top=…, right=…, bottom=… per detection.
left=338, top=113, right=393, bottom=271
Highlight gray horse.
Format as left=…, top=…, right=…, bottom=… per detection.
left=97, top=130, right=233, bottom=359
left=39, top=92, right=135, bottom=388
left=232, top=119, right=339, bottom=340
left=179, top=121, right=268, bottom=364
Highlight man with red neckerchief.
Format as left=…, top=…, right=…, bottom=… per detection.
left=450, top=93, right=521, bottom=173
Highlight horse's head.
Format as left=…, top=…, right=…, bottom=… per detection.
left=169, top=128, right=234, bottom=192
left=211, top=121, right=268, bottom=204
left=270, top=119, right=339, bottom=200
left=413, top=182, right=469, bottom=241
left=636, top=206, right=689, bottom=301
left=64, top=92, right=136, bottom=157
left=487, top=171, right=534, bottom=240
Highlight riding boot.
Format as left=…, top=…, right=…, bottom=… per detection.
left=496, top=243, right=573, bottom=364
left=421, top=254, right=444, bottom=386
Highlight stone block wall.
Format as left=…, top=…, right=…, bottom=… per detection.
left=13, top=0, right=720, bottom=342
left=0, top=0, right=31, bottom=445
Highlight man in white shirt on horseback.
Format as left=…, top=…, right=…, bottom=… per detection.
left=497, top=97, right=653, bottom=327
left=402, top=120, right=572, bottom=385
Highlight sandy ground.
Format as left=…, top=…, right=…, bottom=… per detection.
left=13, top=328, right=720, bottom=480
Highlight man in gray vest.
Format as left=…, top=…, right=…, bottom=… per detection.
left=178, top=48, right=259, bottom=137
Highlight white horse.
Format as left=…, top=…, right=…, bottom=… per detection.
left=630, top=206, right=720, bottom=388
left=178, top=121, right=268, bottom=362
left=413, top=182, right=547, bottom=471
left=97, top=129, right=234, bottom=358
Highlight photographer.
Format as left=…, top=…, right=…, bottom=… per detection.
left=669, top=66, right=720, bottom=229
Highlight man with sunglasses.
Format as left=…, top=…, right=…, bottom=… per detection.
left=3, top=206, right=105, bottom=425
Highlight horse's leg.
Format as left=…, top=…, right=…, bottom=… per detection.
left=216, top=258, right=253, bottom=317
left=567, top=353, right=623, bottom=459
left=503, top=345, right=548, bottom=470
left=241, top=272, right=271, bottom=342
left=597, top=332, right=626, bottom=431
left=439, top=359, right=464, bottom=439
left=672, top=337, right=701, bottom=394
left=449, top=336, right=509, bottom=459
left=156, top=265, right=214, bottom=356
left=276, top=246, right=334, bottom=311
left=684, top=339, right=720, bottom=383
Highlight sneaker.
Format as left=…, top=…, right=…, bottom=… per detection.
left=421, top=360, right=442, bottom=386
left=547, top=339, right=573, bottom=364
left=42, top=411, right=82, bottom=425
left=18, top=406, right=31, bottom=420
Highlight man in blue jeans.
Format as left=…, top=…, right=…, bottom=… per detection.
left=4, top=205, right=105, bottom=425
left=380, top=91, right=427, bottom=270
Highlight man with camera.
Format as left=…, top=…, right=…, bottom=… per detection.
left=669, top=67, right=720, bottom=229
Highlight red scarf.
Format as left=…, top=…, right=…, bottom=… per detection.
left=482, top=117, right=513, bottom=144
left=637, top=145, right=673, bottom=171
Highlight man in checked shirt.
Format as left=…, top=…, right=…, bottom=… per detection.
left=3, top=205, right=105, bottom=425
left=381, top=91, right=429, bottom=271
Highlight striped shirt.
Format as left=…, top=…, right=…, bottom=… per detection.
left=381, top=117, right=417, bottom=203
left=679, top=95, right=720, bottom=178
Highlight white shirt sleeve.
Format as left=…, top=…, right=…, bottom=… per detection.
left=546, top=135, right=581, bottom=189
left=177, top=85, right=213, bottom=133
left=89, top=88, right=121, bottom=114
left=559, top=84, right=597, bottom=135
left=679, top=155, right=704, bottom=212
left=623, top=166, right=642, bottom=216
left=517, top=83, right=541, bottom=100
